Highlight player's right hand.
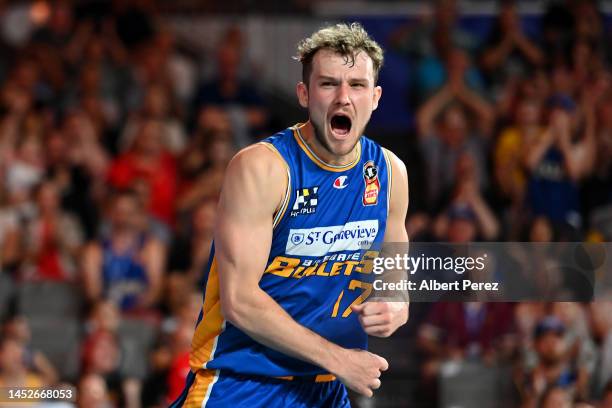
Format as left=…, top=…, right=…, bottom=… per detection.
left=334, top=348, right=389, bottom=397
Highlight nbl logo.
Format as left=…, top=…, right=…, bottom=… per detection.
left=291, top=186, right=319, bottom=217
left=362, top=161, right=380, bottom=206
left=364, top=165, right=377, bottom=180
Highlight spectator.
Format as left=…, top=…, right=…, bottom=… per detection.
left=193, top=27, right=269, bottom=142
left=0, top=336, right=46, bottom=388
left=82, top=190, right=165, bottom=314
left=77, top=373, right=113, bottom=408
left=20, top=180, right=84, bottom=281
left=167, top=198, right=216, bottom=286
left=416, top=46, right=488, bottom=106
left=108, top=118, right=177, bottom=226
left=519, top=316, right=589, bottom=406
left=582, top=94, right=612, bottom=235
left=81, top=300, right=144, bottom=408
left=153, top=28, right=198, bottom=105
left=165, top=321, right=194, bottom=405
left=432, top=153, right=500, bottom=241
left=176, top=135, right=234, bottom=215
left=390, top=0, right=477, bottom=57
left=179, top=111, right=233, bottom=184
left=389, top=0, right=480, bottom=103
left=120, top=83, right=187, bottom=155
left=2, top=315, right=58, bottom=385
left=416, top=66, right=494, bottom=206
left=80, top=328, right=123, bottom=406
left=5, top=133, right=45, bottom=207
left=417, top=302, right=515, bottom=405
left=493, top=96, right=544, bottom=238
left=602, top=380, right=612, bottom=408
left=589, top=302, right=612, bottom=399
left=0, top=187, right=19, bottom=273
left=479, top=0, right=544, bottom=94
left=45, top=126, right=102, bottom=240
left=540, top=385, right=573, bottom=408
left=523, top=94, right=595, bottom=230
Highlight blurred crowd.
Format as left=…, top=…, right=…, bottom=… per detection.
left=393, top=0, right=612, bottom=407
left=0, top=1, right=271, bottom=407
left=0, top=0, right=610, bottom=407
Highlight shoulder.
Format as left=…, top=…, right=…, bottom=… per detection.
left=220, top=143, right=289, bottom=216
left=226, top=143, right=288, bottom=183
left=381, top=148, right=408, bottom=183
left=381, top=148, right=409, bottom=217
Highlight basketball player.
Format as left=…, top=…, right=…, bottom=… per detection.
left=171, top=22, right=409, bottom=407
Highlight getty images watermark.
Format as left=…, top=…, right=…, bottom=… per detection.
left=368, top=242, right=611, bottom=302
left=371, top=252, right=499, bottom=293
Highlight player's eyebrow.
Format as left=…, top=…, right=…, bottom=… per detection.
left=315, top=75, right=340, bottom=82
left=349, top=78, right=369, bottom=85
left=316, top=75, right=370, bottom=84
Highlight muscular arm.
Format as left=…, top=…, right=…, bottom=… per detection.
left=384, top=150, right=410, bottom=244
left=353, top=150, right=410, bottom=337
left=216, top=144, right=387, bottom=396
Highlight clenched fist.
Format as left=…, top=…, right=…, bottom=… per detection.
left=334, top=348, right=388, bottom=398
left=351, top=301, right=408, bottom=338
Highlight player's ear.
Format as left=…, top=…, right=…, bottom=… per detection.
left=296, top=82, right=308, bottom=108
left=372, top=85, right=382, bottom=111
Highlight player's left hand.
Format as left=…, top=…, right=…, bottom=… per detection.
left=351, top=301, right=409, bottom=338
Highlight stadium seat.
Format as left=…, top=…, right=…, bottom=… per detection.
left=28, top=317, right=82, bottom=382
left=17, top=282, right=83, bottom=319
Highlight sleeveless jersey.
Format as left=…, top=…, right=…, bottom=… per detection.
left=189, top=123, right=392, bottom=378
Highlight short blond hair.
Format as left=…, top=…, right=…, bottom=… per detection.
left=295, top=22, right=384, bottom=85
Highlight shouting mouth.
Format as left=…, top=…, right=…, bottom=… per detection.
left=330, top=114, right=352, bottom=137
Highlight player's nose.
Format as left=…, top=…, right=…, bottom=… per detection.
left=334, top=82, right=351, bottom=105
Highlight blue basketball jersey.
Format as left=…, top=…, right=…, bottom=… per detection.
left=189, top=123, right=391, bottom=379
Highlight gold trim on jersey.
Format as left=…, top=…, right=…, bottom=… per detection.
left=382, top=148, right=393, bottom=218
left=292, top=123, right=361, bottom=172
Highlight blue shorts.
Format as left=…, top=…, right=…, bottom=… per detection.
left=170, top=369, right=351, bottom=408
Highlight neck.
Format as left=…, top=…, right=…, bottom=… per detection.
left=298, top=121, right=359, bottom=167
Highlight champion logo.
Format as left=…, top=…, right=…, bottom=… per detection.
left=333, top=176, right=348, bottom=189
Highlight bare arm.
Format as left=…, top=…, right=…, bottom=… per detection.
left=216, top=144, right=387, bottom=396
left=523, top=128, right=554, bottom=171
left=1, top=227, right=19, bottom=268
left=32, top=351, right=59, bottom=385
left=481, top=36, right=515, bottom=71
left=139, top=238, right=166, bottom=308
left=82, top=243, right=103, bottom=303
left=513, top=33, right=544, bottom=66
left=469, top=194, right=500, bottom=240
left=565, top=103, right=597, bottom=180
left=383, top=151, right=410, bottom=244
left=454, top=86, right=495, bottom=136
left=353, top=150, right=409, bottom=337
left=416, top=86, right=453, bottom=137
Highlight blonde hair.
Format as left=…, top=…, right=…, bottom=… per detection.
left=295, top=22, right=384, bottom=85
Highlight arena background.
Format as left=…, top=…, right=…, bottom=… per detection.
left=0, top=0, right=611, bottom=407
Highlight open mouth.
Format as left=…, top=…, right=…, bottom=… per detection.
left=330, top=114, right=352, bottom=136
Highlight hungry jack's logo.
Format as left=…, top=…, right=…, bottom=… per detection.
left=362, top=161, right=379, bottom=206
